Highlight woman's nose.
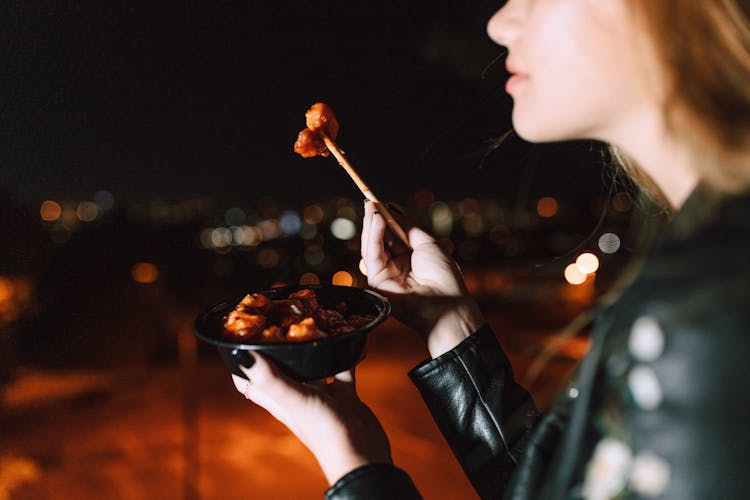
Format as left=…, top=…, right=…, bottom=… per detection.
left=486, top=0, right=525, bottom=47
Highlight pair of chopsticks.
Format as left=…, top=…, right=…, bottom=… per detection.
left=318, top=132, right=412, bottom=250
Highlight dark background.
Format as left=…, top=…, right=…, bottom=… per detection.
left=0, top=0, right=608, bottom=204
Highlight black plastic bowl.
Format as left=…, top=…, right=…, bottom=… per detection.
left=194, top=285, right=390, bottom=382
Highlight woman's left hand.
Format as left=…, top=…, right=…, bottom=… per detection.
left=231, top=353, right=393, bottom=485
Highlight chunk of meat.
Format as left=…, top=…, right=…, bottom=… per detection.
left=313, top=307, right=348, bottom=332
left=265, top=299, right=306, bottom=328
left=294, top=128, right=329, bottom=158
left=288, top=289, right=320, bottom=315
left=305, top=102, right=339, bottom=139
left=287, top=317, right=326, bottom=342
left=260, top=325, right=284, bottom=342
left=224, top=310, right=266, bottom=338
left=236, top=293, right=270, bottom=311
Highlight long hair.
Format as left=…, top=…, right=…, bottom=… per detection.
left=627, top=0, right=750, bottom=194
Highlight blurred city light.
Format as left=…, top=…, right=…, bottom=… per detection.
left=332, top=271, right=353, bottom=286
left=575, top=252, right=600, bottom=274
left=564, top=263, right=588, bottom=285
left=461, top=213, right=485, bottom=237
left=131, top=262, right=159, bottom=284
left=211, top=227, right=232, bottom=248
left=93, top=190, right=115, bottom=210
left=303, top=204, right=325, bottom=224
left=0, top=276, right=13, bottom=302
left=230, top=226, right=244, bottom=246
left=536, top=197, right=559, bottom=218
left=40, top=200, right=62, bottom=222
left=430, top=201, right=453, bottom=236
left=258, top=219, right=281, bottom=240
left=225, top=207, right=246, bottom=226
left=76, top=201, right=100, bottom=222
left=358, top=259, right=368, bottom=276
left=242, top=226, right=262, bottom=246
left=299, top=223, right=318, bottom=240
left=598, top=232, right=621, bottom=254
left=336, top=206, right=357, bottom=221
left=299, top=273, right=320, bottom=285
left=330, top=218, right=357, bottom=240
left=280, top=210, right=302, bottom=236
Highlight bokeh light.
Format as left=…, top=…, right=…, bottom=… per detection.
left=336, top=206, right=357, bottom=221
left=430, top=201, right=453, bottom=236
left=93, top=190, right=115, bottom=210
left=536, top=197, right=559, bottom=218
left=576, top=252, right=600, bottom=274
left=358, top=259, right=368, bottom=276
left=40, top=200, right=62, bottom=222
left=299, top=223, right=318, bottom=240
left=77, top=201, right=100, bottom=222
left=564, top=263, right=587, bottom=285
left=332, top=271, right=353, bottom=286
left=242, top=226, right=262, bottom=246
left=280, top=210, right=302, bottom=235
left=299, top=273, right=320, bottom=285
left=211, top=227, right=232, bottom=248
left=598, top=233, right=621, bottom=254
left=225, top=207, right=246, bottom=226
left=330, top=218, right=357, bottom=240
left=461, top=213, right=485, bottom=237
left=258, top=219, right=281, bottom=240
left=0, top=277, right=14, bottom=302
left=131, top=262, right=159, bottom=284
left=303, top=204, right=325, bottom=224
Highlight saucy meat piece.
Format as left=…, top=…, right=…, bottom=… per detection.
left=224, top=310, right=266, bottom=338
left=305, top=102, right=339, bottom=139
left=260, top=325, right=284, bottom=342
left=287, top=317, right=326, bottom=342
left=294, top=128, right=329, bottom=158
left=237, top=293, right=270, bottom=311
left=265, top=299, right=306, bottom=328
left=288, top=289, right=320, bottom=315
left=313, top=307, right=348, bottom=332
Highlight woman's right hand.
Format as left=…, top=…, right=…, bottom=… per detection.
left=361, top=201, right=485, bottom=357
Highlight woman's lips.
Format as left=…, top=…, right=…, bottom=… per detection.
left=505, top=73, right=530, bottom=94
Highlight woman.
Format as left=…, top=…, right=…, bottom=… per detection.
left=233, top=1, right=750, bottom=498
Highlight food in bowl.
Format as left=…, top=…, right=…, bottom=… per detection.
left=223, top=288, right=375, bottom=343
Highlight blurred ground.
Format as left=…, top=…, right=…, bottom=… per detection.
left=0, top=279, right=590, bottom=500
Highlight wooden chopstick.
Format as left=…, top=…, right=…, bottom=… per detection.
left=319, top=133, right=412, bottom=250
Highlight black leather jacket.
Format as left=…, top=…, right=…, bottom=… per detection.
left=325, top=186, right=750, bottom=499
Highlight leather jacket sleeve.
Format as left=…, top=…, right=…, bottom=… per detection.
left=408, top=325, right=541, bottom=499
left=324, top=463, right=421, bottom=500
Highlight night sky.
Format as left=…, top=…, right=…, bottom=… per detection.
left=0, top=1, right=608, bottom=205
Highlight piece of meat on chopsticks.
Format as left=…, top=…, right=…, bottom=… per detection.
left=294, top=128, right=329, bottom=158
left=305, top=102, right=339, bottom=139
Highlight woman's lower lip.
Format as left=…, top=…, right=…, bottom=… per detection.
left=505, top=74, right=530, bottom=94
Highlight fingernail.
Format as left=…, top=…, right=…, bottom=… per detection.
left=236, top=351, right=255, bottom=370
